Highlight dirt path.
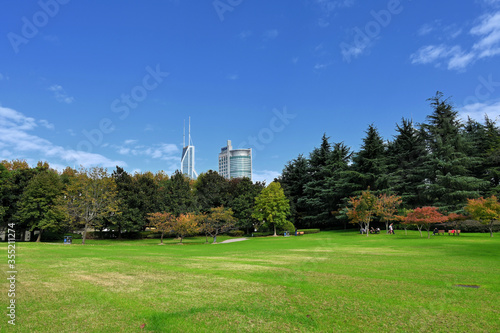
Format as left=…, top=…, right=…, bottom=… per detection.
left=219, top=237, right=249, bottom=244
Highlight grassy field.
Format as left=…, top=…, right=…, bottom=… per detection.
left=1, top=231, right=500, bottom=332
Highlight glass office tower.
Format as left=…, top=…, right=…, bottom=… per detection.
left=218, top=140, right=252, bottom=180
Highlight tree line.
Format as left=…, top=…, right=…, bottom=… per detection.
left=0, top=163, right=277, bottom=242
left=1, top=92, right=499, bottom=240
left=278, top=92, right=500, bottom=229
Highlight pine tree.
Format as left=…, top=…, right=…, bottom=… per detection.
left=387, top=118, right=429, bottom=208
left=421, top=92, right=488, bottom=211
left=279, top=154, right=309, bottom=228
left=350, top=124, right=389, bottom=194
left=299, top=134, right=337, bottom=228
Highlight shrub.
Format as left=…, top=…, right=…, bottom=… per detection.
left=298, top=229, right=321, bottom=234
left=63, top=233, right=82, bottom=240
left=41, top=230, right=65, bottom=241
left=228, top=230, right=245, bottom=237
left=252, top=231, right=274, bottom=237
left=278, top=221, right=295, bottom=233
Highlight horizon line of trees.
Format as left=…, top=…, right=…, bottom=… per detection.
left=1, top=92, right=499, bottom=239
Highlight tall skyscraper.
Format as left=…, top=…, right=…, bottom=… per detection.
left=218, top=140, right=252, bottom=180
left=181, top=118, right=197, bottom=179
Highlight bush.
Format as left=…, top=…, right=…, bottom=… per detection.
left=298, top=229, right=321, bottom=234
left=63, top=233, right=82, bottom=240
left=252, top=231, right=274, bottom=237
left=228, top=230, right=245, bottom=237
left=278, top=221, right=295, bottom=233
left=40, top=230, right=64, bottom=241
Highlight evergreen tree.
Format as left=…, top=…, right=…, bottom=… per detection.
left=350, top=124, right=388, bottom=193
left=482, top=116, right=500, bottom=195
left=386, top=118, right=429, bottom=208
left=299, top=134, right=337, bottom=228
left=279, top=154, right=309, bottom=227
left=421, top=92, right=488, bottom=211
left=111, top=167, right=144, bottom=234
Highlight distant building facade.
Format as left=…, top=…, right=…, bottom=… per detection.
left=218, top=140, right=252, bottom=180
left=181, top=118, right=197, bottom=179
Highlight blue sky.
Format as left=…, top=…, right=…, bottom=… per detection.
left=1, top=0, right=500, bottom=183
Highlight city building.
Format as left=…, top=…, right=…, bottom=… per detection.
left=181, top=118, right=197, bottom=179
left=218, top=140, right=252, bottom=180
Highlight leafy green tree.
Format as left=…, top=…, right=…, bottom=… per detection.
left=200, top=206, right=236, bottom=243
left=162, top=171, right=198, bottom=216
left=16, top=170, right=65, bottom=242
left=61, top=167, right=120, bottom=244
left=0, top=163, right=11, bottom=224
left=253, top=182, right=290, bottom=236
left=465, top=196, right=500, bottom=237
left=228, top=177, right=264, bottom=234
left=194, top=170, right=229, bottom=212
left=0, top=160, right=38, bottom=232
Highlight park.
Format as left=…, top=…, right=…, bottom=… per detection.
left=1, top=230, right=499, bottom=332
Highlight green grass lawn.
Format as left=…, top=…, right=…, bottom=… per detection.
left=1, top=231, right=500, bottom=332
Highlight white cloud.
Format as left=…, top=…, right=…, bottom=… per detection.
left=314, top=62, right=331, bottom=70
left=315, top=0, right=355, bottom=16
left=252, top=170, right=281, bottom=184
left=39, top=119, right=55, bottom=130
left=459, top=101, right=500, bottom=122
left=418, top=23, right=435, bottom=36
left=411, top=11, right=500, bottom=70
left=113, top=142, right=179, bottom=161
left=48, top=84, right=75, bottom=104
left=0, top=106, right=125, bottom=168
left=239, top=30, right=252, bottom=39
left=263, top=29, right=279, bottom=41
left=471, top=12, right=500, bottom=58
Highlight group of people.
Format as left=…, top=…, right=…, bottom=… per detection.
left=360, top=227, right=381, bottom=234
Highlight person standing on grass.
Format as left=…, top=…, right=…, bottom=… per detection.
left=389, top=223, right=393, bottom=234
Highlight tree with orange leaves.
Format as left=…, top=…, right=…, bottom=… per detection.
left=404, top=206, right=447, bottom=238
left=465, top=196, right=500, bottom=237
left=173, top=213, right=199, bottom=244
left=147, top=212, right=176, bottom=244
left=375, top=194, right=402, bottom=234
left=346, top=189, right=377, bottom=237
